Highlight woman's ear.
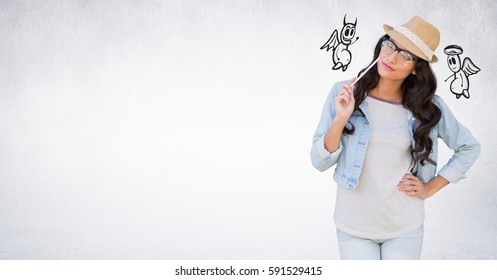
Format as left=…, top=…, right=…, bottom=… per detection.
left=411, top=70, right=416, bottom=75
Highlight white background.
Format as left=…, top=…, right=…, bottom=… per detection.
left=1, top=0, right=496, bottom=259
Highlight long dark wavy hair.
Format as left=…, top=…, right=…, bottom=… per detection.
left=345, top=34, right=441, bottom=166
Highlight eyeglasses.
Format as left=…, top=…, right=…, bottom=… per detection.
left=381, top=39, right=418, bottom=65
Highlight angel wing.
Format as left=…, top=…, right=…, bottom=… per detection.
left=462, top=57, right=481, bottom=76
left=320, top=30, right=339, bottom=52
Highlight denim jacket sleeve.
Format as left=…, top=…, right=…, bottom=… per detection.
left=433, top=95, right=481, bottom=184
left=310, top=82, right=344, bottom=172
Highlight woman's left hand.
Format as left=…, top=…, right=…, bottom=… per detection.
left=397, top=173, right=431, bottom=200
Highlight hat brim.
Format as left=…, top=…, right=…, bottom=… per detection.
left=383, top=24, right=438, bottom=63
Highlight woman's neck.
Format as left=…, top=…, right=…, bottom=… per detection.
left=369, top=79, right=403, bottom=102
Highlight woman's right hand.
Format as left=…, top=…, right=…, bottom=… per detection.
left=323, top=78, right=357, bottom=153
left=334, top=78, right=356, bottom=123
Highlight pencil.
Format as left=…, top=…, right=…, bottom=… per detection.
left=351, top=57, right=380, bottom=86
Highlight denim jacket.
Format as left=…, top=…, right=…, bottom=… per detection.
left=310, top=81, right=481, bottom=190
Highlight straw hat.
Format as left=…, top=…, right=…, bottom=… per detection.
left=383, top=16, right=440, bottom=63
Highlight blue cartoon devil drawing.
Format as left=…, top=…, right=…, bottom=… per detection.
left=320, top=14, right=359, bottom=71
left=444, top=45, right=480, bottom=99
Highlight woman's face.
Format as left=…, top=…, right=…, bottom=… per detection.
left=377, top=39, right=417, bottom=81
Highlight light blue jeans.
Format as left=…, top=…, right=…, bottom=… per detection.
left=336, top=225, right=424, bottom=260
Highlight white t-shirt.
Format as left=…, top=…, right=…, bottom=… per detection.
left=334, top=95, right=424, bottom=239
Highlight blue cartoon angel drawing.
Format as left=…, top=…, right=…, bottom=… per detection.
left=444, top=45, right=480, bottom=99
left=320, top=14, right=359, bottom=72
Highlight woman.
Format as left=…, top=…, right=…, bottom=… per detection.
left=310, top=16, right=480, bottom=259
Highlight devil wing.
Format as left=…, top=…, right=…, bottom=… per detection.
left=320, top=30, right=339, bottom=51
left=462, top=57, right=481, bottom=76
